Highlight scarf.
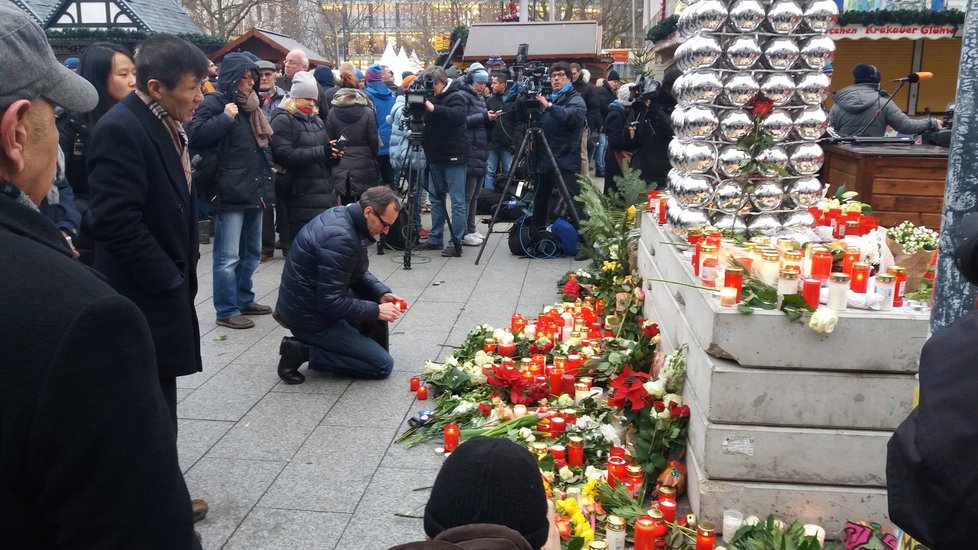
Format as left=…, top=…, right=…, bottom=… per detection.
left=136, top=90, right=191, bottom=191
left=296, top=104, right=316, bottom=116
left=1, top=180, right=38, bottom=211
left=236, top=89, right=273, bottom=148
left=549, top=82, right=573, bottom=103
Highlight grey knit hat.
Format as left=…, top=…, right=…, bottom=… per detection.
left=290, top=71, right=318, bottom=100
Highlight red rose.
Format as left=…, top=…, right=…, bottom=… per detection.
left=670, top=407, right=682, bottom=419
left=752, top=98, right=774, bottom=117
left=563, top=280, right=581, bottom=300
left=478, top=403, right=492, bottom=416
left=643, top=323, right=660, bottom=339
left=668, top=400, right=678, bottom=410
left=680, top=404, right=691, bottom=417
left=653, top=400, right=665, bottom=413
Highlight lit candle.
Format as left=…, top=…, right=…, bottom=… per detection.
left=443, top=423, right=460, bottom=452
left=483, top=338, right=496, bottom=353
left=719, top=287, right=738, bottom=308
left=842, top=247, right=861, bottom=276
left=634, top=516, right=659, bottom=550
left=567, top=436, right=584, bottom=466
left=851, top=262, right=870, bottom=293
left=510, top=313, right=523, bottom=332
left=524, top=323, right=536, bottom=338
left=396, top=298, right=409, bottom=311
left=409, top=377, right=420, bottom=392
left=723, top=266, right=744, bottom=303
left=609, top=446, right=626, bottom=458
left=561, top=373, right=576, bottom=396
left=532, top=353, right=546, bottom=370
left=803, top=524, right=826, bottom=547
left=802, top=278, right=821, bottom=309
left=606, top=456, right=628, bottom=488
left=548, top=367, right=564, bottom=396
left=416, top=385, right=428, bottom=400
left=876, top=273, right=896, bottom=311
left=760, top=251, right=780, bottom=286
left=889, top=265, right=908, bottom=308
left=658, top=193, right=670, bottom=225
left=695, top=522, right=717, bottom=550
left=497, top=340, right=515, bottom=357
left=553, top=355, right=566, bottom=370
left=513, top=404, right=527, bottom=417
left=827, top=273, right=850, bottom=311
left=578, top=376, right=593, bottom=390
left=810, top=248, right=832, bottom=282
left=657, top=486, right=677, bottom=522
left=777, top=270, right=799, bottom=296
left=566, top=354, right=582, bottom=375
left=550, top=416, right=566, bottom=435
left=781, top=250, right=803, bottom=274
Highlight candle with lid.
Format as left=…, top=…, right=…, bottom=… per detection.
left=889, top=265, right=908, bottom=307
left=851, top=262, right=870, bottom=293
left=775, top=237, right=795, bottom=256
left=633, top=516, right=660, bottom=550
left=760, top=251, right=781, bottom=286
left=842, top=247, right=861, bottom=276
left=699, top=244, right=719, bottom=279
left=827, top=273, right=850, bottom=311
left=781, top=249, right=803, bottom=274
left=567, top=435, right=585, bottom=466
left=625, top=464, right=645, bottom=499
left=876, top=273, right=896, bottom=311
left=483, top=338, right=496, bottom=353
left=443, top=423, right=460, bottom=453
left=695, top=522, right=717, bottom=550
left=723, top=267, right=744, bottom=303
left=605, top=515, right=626, bottom=550
left=777, top=270, right=799, bottom=296
left=802, top=278, right=821, bottom=309
left=606, top=456, right=628, bottom=488
left=548, top=367, right=564, bottom=396
left=530, top=441, right=549, bottom=459
left=658, top=193, right=670, bottom=224
left=657, top=486, right=677, bottom=522
left=566, top=354, right=582, bottom=375
left=810, top=248, right=832, bottom=282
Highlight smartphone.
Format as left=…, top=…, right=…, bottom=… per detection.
left=335, top=134, right=348, bottom=151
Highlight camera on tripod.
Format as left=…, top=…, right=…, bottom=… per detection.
left=402, top=75, right=436, bottom=135
left=630, top=75, right=662, bottom=106
left=510, top=43, right=552, bottom=117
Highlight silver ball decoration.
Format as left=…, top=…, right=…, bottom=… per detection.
left=681, top=70, right=724, bottom=105
left=799, top=36, right=836, bottom=71
left=766, top=0, right=803, bottom=34
left=679, top=106, right=719, bottom=140
left=760, top=109, right=793, bottom=142
left=795, top=72, right=831, bottom=105
left=760, top=73, right=796, bottom=106
left=717, top=146, right=750, bottom=178
left=793, top=107, right=828, bottom=141
left=748, top=213, right=783, bottom=236
left=764, top=37, right=800, bottom=70
left=782, top=210, right=816, bottom=233
left=714, top=179, right=747, bottom=213
left=785, top=176, right=824, bottom=207
left=724, top=73, right=760, bottom=106
left=671, top=107, right=687, bottom=135
left=676, top=207, right=712, bottom=234
left=670, top=174, right=716, bottom=208
left=728, top=0, right=766, bottom=32
left=676, top=35, right=722, bottom=71
left=750, top=180, right=785, bottom=211
left=756, top=147, right=789, bottom=177
left=804, top=0, right=839, bottom=32
left=711, top=212, right=749, bottom=236
left=683, top=142, right=717, bottom=174
left=719, top=110, right=754, bottom=141
left=726, top=36, right=763, bottom=70
left=789, top=143, right=824, bottom=175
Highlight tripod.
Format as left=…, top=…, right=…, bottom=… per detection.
left=475, top=105, right=588, bottom=265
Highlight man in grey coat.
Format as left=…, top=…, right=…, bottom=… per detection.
left=829, top=64, right=940, bottom=137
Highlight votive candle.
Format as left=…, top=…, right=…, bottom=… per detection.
left=567, top=435, right=584, bottom=466
left=657, top=486, right=677, bottom=522
left=802, top=278, right=821, bottom=309
left=409, top=377, right=420, bottom=392
left=696, top=522, right=717, bottom=550
left=876, top=273, right=896, bottom=311
left=550, top=416, right=566, bottom=435
left=443, top=423, right=460, bottom=452
left=723, top=266, right=744, bottom=303
left=851, top=262, right=870, bottom=293
left=827, top=273, right=850, bottom=311
left=607, top=456, right=628, bottom=487
left=483, top=338, right=496, bottom=353
left=719, top=286, right=738, bottom=308
left=416, top=385, right=428, bottom=400
left=842, top=247, right=861, bottom=276
left=810, top=249, right=832, bottom=282
left=548, top=367, right=564, bottom=396
left=497, top=340, right=515, bottom=357
left=561, top=373, right=576, bottom=396
left=633, top=516, right=659, bottom=550
left=889, top=265, right=907, bottom=307
left=777, top=270, right=799, bottom=296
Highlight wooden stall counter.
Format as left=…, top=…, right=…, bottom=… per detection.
left=822, top=144, right=949, bottom=228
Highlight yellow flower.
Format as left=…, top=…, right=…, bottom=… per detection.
left=581, top=528, right=595, bottom=542
left=571, top=512, right=587, bottom=526
left=602, top=261, right=619, bottom=273
left=626, top=205, right=637, bottom=223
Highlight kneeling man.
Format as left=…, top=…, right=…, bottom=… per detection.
left=275, top=186, right=404, bottom=383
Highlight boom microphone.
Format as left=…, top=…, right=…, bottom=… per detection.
left=898, top=72, right=934, bottom=83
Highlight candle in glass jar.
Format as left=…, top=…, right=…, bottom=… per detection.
left=566, top=354, right=582, bottom=374
left=574, top=382, right=589, bottom=403
left=578, top=376, right=593, bottom=390
left=633, top=516, right=659, bottom=550
left=609, top=446, right=626, bottom=458
left=550, top=416, right=566, bottom=435
left=851, top=262, right=870, bottom=293
left=828, top=273, right=850, bottom=311
left=723, top=267, right=743, bottom=302
left=888, top=265, right=907, bottom=307
left=845, top=219, right=860, bottom=237
left=567, top=435, right=584, bottom=466
left=560, top=408, right=577, bottom=424
left=648, top=189, right=660, bottom=214
left=510, top=313, right=522, bottom=332
left=781, top=249, right=803, bottom=274
left=696, top=522, right=717, bottom=550
left=605, top=515, right=626, bottom=550
left=777, top=270, right=799, bottom=296
left=513, top=404, right=527, bottom=417
left=483, top=338, right=496, bottom=353
left=524, top=323, right=536, bottom=338
left=658, top=193, right=670, bottom=225
left=443, top=423, right=460, bottom=452
left=810, top=249, right=832, bottom=282
left=606, top=456, right=628, bottom=487
left=416, top=385, right=428, bottom=400
left=625, top=464, right=645, bottom=499
left=497, top=340, right=515, bottom=357
left=561, top=374, right=576, bottom=396
left=700, top=244, right=719, bottom=279
left=876, top=273, right=896, bottom=311
left=802, top=278, right=821, bottom=309
left=657, top=486, right=677, bottom=522
left=548, top=367, right=564, bottom=396
left=842, top=247, right=861, bottom=276
left=410, top=376, right=420, bottom=392
left=719, top=286, right=738, bottom=307
left=775, top=238, right=795, bottom=256
left=760, top=251, right=780, bottom=285
left=701, top=258, right=718, bottom=288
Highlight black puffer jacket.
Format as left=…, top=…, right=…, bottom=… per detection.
left=457, top=79, right=489, bottom=176
left=595, top=82, right=617, bottom=119
left=325, top=88, right=380, bottom=203
left=537, top=86, right=586, bottom=174
left=186, top=53, right=274, bottom=210
left=270, top=104, right=335, bottom=239
left=486, top=92, right=518, bottom=151
left=276, top=202, right=391, bottom=332
left=630, top=95, right=676, bottom=189
left=423, top=80, right=469, bottom=165
left=603, top=100, right=633, bottom=189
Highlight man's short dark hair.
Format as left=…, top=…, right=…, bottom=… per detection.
left=423, top=65, right=448, bottom=85
left=361, top=186, right=401, bottom=213
left=491, top=71, right=508, bottom=85
left=568, top=63, right=581, bottom=72
left=135, top=34, right=209, bottom=92
left=550, top=62, right=571, bottom=77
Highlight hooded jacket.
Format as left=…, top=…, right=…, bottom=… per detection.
left=629, top=94, right=676, bottom=188
left=186, top=52, right=274, bottom=210
left=602, top=100, right=632, bottom=186
left=456, top=78, right=490, bottom=176
left=276, top=202, right=391, bottom=332
left=325, top=88, right=380, bottom=202
left=423, top=79, right=470, bottom=165
left=365, top=82, right=396, bottom=156
left=537, top=86, right=586, bottom=174
left=829, top=83, right=936, bottom=137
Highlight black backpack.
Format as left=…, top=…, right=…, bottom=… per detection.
left=508, top=215, right=563, bottom=258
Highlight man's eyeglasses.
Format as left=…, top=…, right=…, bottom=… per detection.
left=373, top=209, right=394, bottom=229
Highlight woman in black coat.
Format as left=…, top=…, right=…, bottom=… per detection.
left=603, top=82, right=636, bottom=196
left=270, top=91, right=338, bottom=248
left=325, top=88, right=380, bottom=204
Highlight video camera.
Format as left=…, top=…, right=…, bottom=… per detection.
left=402, top=74, right=436, bottom=136
left=510, top=43, right=552, bottom=118
left=630, top=75, right=662, bottom=107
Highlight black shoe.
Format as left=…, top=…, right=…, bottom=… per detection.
left=278, top=337, right=309, bottom=385
left=595, top=170, right=605, bottom=177
left=441, top=246, right=461, bottom=257
left=420, top=241, right=443, bottom=250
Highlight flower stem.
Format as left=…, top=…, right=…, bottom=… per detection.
left=644, top=277, right=720, bottom=293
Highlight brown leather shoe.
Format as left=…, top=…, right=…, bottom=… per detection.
left=216, top=315, right=255, bottom=329
left=241, top=303, right=272, bottom=315
left=191, top=498, right=208, bottom=523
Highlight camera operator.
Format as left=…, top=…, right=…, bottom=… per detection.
left=627, top=68, right=679, bottom=189
left=532, top=62, right=586, bottom=238
left=829, top=64, right=940, bottom=137
left=419, top=66, right=470, bottom=257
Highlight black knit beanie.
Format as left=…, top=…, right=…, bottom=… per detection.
left=424, top=437, right=550, bottom=548
left=853, top=63, right=880, bottom=85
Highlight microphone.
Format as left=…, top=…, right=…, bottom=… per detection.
left=898, top=72, right=934, bottom=83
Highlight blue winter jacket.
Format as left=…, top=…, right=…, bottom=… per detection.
left=276, top=202, right=391, bottom=332
left=538, top=88, right=587, bottom=174
left=388, top=95, right=427, bottom=175
left=364, top=82, right=396, bottom=156
left=456, top=78, right=490, bottom=177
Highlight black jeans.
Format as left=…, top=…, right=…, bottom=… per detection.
left=532, top=169, right=583, bottom=229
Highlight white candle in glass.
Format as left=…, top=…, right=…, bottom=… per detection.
left=722, top=510, right=744, bottom=543
left=524, top=323, right=536, bottom=338
left=719, top=287, right=738, bottom=307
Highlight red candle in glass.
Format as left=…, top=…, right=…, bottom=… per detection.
left=561, top=374, right=576, bottom=396
left=695, top=522, right=716, bottom=550
left=723, top=267, right=744, bottom=303
left=443, top=423, right=460, bottom=452
left=567, top=436, right=584, bottom=466
left=548, top=367, right=564, bottom=396
left=560, top=408, right=577, bottom=424
left=828, top=208, right=842, bottom=236
left=842, top=247, right=860, bottom=276
left=633, top=517, right=658, bottom=550
left=532, top=353, right=546, bottom=370
left=514, top=317, right=527, bottom=335
left=607, top=455, right=627, bottom=487
left=658, top=196, right=669, bottom=225
left=609, top=446, right=626, bottom=458
left=706, top=231, right=722, bottom=246
left=647, top=189, right=660, bottom=212
left=802, top=278, right=821, bottom=308
left=510, top=313, right=522, bottom=332
left=533, top=375, right=547, bottom=386
left=500, top=357, right=515, bottom=368
left=416, top=385, right=428, bottom=400
left=497, top=340, right=515, bottom=357
left=536, top=418, right=551, bottom=436
left=810, top=250, right=832, bottom=282
left=565, top=354, right=582, bottom=375
left=851, top=262, right=870, bottom=293
left=658, top=486, right=677, bottom=522
left=595, top=298, right=604, bottom=316
left=889, top=266, right=908, bottom=307
left=395, top=298, right=409, bottom=311
left=409, top=376, right=420, bottom=392
left=550, top=416, right=566, bottom=435
left=693, top=239, right=702, bottom=276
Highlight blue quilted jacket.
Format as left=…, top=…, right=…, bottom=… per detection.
left=276, top=202, right=390, bottom=331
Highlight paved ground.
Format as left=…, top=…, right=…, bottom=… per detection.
left=180, top=213, right=579, bottom=549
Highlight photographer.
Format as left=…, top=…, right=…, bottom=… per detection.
left=419, top=66, right=470, bottom=257
left=532, top=62, right=586, bottom=238
left=627, top=69, right=678, bottom=189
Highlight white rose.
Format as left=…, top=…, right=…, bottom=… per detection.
left=493, top=328, right=509, bottom=341
left=542, top=470, right=556, bottom=484
left=444, top=355, right=459, bottom=367
left=808, top=307, right=839, bottom=334
left=643, top=379, right=666, bottom=398
left=423, top=360, right=446, bottom=376
left=662, top=393, right=683, bottom=409
left=474, top=353, right=492, bottom=366
left=453, top=401, right=474, bottom=415
left=580, top=346, right=596, bottom=358
left=599, top=423, right=622, bottom=446
left=559, top=466, right=575, bottom=481
left=584, top=465, right=605, bottom=480
left=519, top=427, right=535, bottom=443
left=556, top=394, right=575, bottom=409
left=744, top=515, right=760, bottom=527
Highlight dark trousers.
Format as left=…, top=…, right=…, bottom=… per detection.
left=377, top=155, right=395, bottom=186
left=159, top=376, right=177, bottom=435
left=262, top=206, right=275, bottom=255
left=532, top=169, right=583, bottom=229
left=293, top=319, right=393, bottom=379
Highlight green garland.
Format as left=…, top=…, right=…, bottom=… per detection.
left=450, top=25, right=469, bottom=46
left=46, top=28, right=226, bottom=48
left=646, top=9, right=965, bottom=44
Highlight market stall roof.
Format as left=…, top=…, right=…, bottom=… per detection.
left=210, top=27, right=328, bottom=66
left=13, top=0, right=202, bottom=34
left=462, top=21, right=603, bottom=62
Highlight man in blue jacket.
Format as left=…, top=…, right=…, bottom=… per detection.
left=364, top=64, right=397, bottom=185
left=275, top=186, right=405, bottom=384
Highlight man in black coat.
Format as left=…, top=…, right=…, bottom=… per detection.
left=484, top=71, right=517, bottom=191
left=0, top=7, right=199, bottom=547
left=569, top=63, right=601, bottom=176
left=276, top=186, right=405, bottom=384
left=593, top=70, right=621, bottom=178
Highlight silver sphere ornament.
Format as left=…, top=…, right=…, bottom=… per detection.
left=782, top=210, right=817, bottom=233
left=671, top=174, right=716, bottom=208
left=764, top=37, right=800, bottom=70
left=750, top=180, right=785, bottom=211
left=681, top=70, right=724, bottom=105
left=748, top=213, right=783, bottom=236
left=785, top=176, right=824, bottom=207
left=789, top=143, right=824, bottom=175
left=719, top=110, right=754, bottom=141
left=793, top=107, right=828, bottom=141
left=724, top=73, right=760, bottom=106
left=666, top=199, right=684, bottom=228
left=760, top=109, right=793, bottom=142
left=717, top=146, right=750, bottom=178
left=671, top=108, right=687, bottom=135
left=766, top=0, right=803, bottom=34
left=683, top=142, right=717, bottom=174
left=714, top=179, right=747, bottom=213
left=668, top=139, right=686, bottom=171
left=711, top=212, right=749, bottom=236
left=728, top=0, right=766, bottom=32
left=760, top=73, right=796, bottom=106
left=799, top=36, right=836, bottom=71
left=695, top=0, right=729, bottom=33
left=686, top=36, right=723, bottom=70
left=756, top=147, right=789, bottom=177
left=676, top=207, right=712, bottom=234
left=804, top=0, right=839, bottom=32
left=795, top=72, right=831, bottom=105
left=680, top=106, right=719, bottom=140
left=726, top=36, right=763, bottom=70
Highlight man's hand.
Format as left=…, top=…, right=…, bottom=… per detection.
left=487, top=110, right=498, bottom=121
left=629, top=125, right=637, bottom=139
left=224, top=103, right=239, bottom=118
left=378, top=302, right=402, bottom=322
left=329, top=139, right=344, bottom=158
left=536, top=95, right=549, bottom=110
left=62, top=230, right=79, bottom=259
left=425, top=100, right=435, bottom=113
left=379, top=293, right=403, bottom=304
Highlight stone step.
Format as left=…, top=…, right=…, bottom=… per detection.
left=640, top=215, right=928, bottom=372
